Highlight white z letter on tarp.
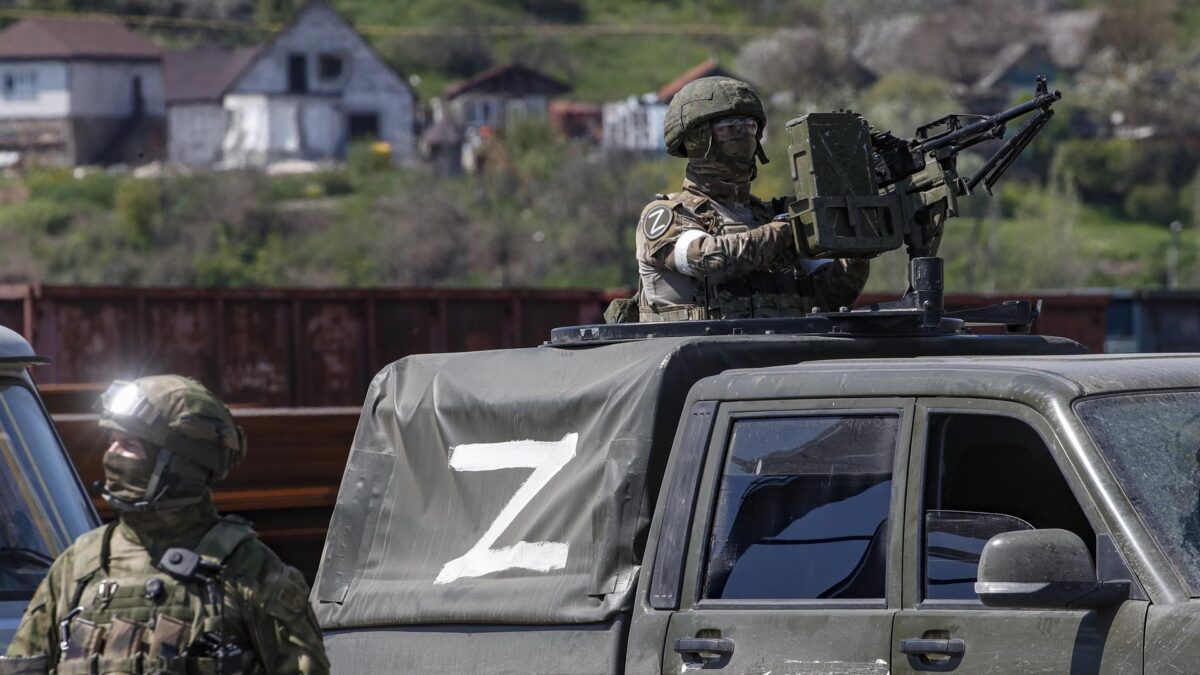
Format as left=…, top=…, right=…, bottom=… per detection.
left=435, top=432, right=578, bottom=584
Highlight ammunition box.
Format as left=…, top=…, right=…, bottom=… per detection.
left=785, top=112, right=903, bottom=258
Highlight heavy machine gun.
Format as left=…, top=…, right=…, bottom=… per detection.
left=786, top=76, right=1060, bottom=261
left=784, top=76, right=1061, bottom=328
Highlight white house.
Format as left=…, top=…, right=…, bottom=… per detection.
left=215, top=0, right=417, bottom=167
left=163, top=47, right=259, bottom=166
left=0, top=17, right=165, bottom=166
left=602, top=58, right=728, bottom=153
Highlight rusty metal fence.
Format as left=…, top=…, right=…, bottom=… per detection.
left=1, top=285, right=609, bottom=407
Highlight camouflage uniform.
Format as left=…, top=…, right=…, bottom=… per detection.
left=2, top=376, right=329, bottom=675
left=636, top=178, right=870, bottom=321
left=630, top=76, right=868, bottom=322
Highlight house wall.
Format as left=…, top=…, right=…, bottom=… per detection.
left=221, top=94, right=270, bottom=166
left=450, top=93, right=550, bottom=132
left=228, top=2, right=415, bottom=164
left=221, top=93, right=341, bottom=167
left=169, top=103, right=225, bottom=165
left=602, top=97, right=666, bottom=151
left=69, top=61, right=164, bottom=117
left=0, top=61, right=70, bottom=118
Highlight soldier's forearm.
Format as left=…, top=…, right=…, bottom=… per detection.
left=800, top=258, right=870, bottom=311
left=670, top=223, right=792, bottom=283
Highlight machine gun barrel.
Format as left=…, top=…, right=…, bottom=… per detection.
left=914, top=89, right=1061, bottom=154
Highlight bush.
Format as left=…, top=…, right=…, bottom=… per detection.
left=347, top=141, right=393, bottom=179
left=0, top=200, right=73, bottom=235
left=25, top=169, right=118, bottom=208
left=1125, top=182, right=1184, bottom=224
left=114, top=179, right=161, bottom=249
left=1052, top=139, right=1143, bottom=210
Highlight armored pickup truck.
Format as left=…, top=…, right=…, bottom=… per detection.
left=312, top=313, right=1200, bottom=674
left=0, top=325, right=98, bottom=650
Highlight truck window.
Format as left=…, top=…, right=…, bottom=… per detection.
left=0, top=381, right=95, bottom=600
left=702, top=414, right=899, bottom=601
left=1077, top=390, right=1200, bottom=596
left=922, top=413, right=1093, bottom=601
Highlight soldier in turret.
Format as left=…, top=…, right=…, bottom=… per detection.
left=631, top=76, right=869, bottom=322
left=2, top=375, right=329, bottom=675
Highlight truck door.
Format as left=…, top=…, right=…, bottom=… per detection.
left=891, top=399, right=1147, bottom=674
left=661, top=398, right=914, bottom=675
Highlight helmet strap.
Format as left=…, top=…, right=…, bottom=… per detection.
left=102, top=448, right=206, bottom=513
left=756, top=139, right=769, bottom=165
left=140, top=448, right=174, bottom=504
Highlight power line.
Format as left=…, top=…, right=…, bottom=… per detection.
left=0, top=7, right=769, bottom=37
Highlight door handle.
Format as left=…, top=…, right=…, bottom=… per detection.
left=900, top=638, right=965, bottom=657
left=674, top=637, right=735, bottom=656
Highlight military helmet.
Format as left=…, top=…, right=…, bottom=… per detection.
left=98, top=375, right=246, bottom=481
left=664, top=76, right=767, bottom=158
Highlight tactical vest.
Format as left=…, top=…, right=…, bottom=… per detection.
left=54, top=517, right=256, bottom=675
left=639, top=191, right=805, bottom=322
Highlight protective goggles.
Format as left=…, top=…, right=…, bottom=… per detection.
left=711, top=116, right=759, bottom=141
left=97, top=381, right=163, bottom=430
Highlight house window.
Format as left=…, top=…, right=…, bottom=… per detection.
left=288, top=54, right=308, bottom=94
left=349, top=112, right=380, bottom=140
left=318, top=53, right=345, bottom=81
left=466, top=98, right=500, bottom=128
left=3, top=72, right=37, bottom=101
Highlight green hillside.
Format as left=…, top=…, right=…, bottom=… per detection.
left=0, top=0, right=1197, bottom=292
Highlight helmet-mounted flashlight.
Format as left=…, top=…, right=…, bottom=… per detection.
left=97, top=381, right=162, bottom=429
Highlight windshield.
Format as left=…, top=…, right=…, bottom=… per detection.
left=0, top=379, right=95, bottom=601
left=1076, top=390, right=1200, bottom=596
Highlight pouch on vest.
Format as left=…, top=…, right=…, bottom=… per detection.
left=0, top=655, right=49, bottom=675
left=103, top=617, right=144, bottom=660
left=148, top=614, right=188, bottom=660
left=62, top=618, right=103, bottom=661
left=604, top=295, right=639, bottom=324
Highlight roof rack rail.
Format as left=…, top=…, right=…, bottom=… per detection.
left=549, top=257, right=1041, bottom=346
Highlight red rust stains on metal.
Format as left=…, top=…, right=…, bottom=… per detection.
left=301, top=302, right=367, bottom=407
left=146, top=300, right=218, bottom=385
left=16, top=286, right=611, bottom=407
left=222, top=301, right=292, bottom=406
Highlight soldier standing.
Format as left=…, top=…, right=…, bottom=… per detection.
left=2, top=375, right=329, bottom=674
left=632, top=76, right=869, bottom=322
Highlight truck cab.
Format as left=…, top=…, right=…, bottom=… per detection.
left=636, top=353, right=1200, bottom=674
left=312, top=315, right=1200, bottom=673
left=0, top=325, right=99, bottom=649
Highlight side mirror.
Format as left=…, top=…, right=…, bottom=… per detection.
left=975, top=529, right=1129, bottom=610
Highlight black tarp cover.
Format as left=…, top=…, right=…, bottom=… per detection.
left=313, top=333, right=1086, bottom=629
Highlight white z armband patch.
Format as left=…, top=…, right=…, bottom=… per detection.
left=673, top=229, right=709, bottom=278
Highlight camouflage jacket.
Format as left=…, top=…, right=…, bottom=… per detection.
left=5, top=507, right=329, bottom=675
left=635, top=181, right=870, bottom=321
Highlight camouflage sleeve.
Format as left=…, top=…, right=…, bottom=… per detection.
left=796, top=258, right=871, bottom=312
left=240, top=555, right=330, bottom=675
left=6, top=552, right=66, bottom=661
left=674, top=220, right=794, bottom=285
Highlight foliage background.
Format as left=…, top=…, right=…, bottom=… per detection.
left=0, top=0, right=1198, bottom=293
